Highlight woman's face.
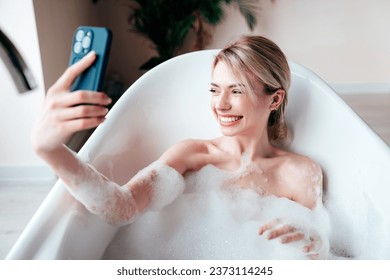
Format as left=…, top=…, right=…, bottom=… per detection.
left=210, top=61, right=273, bottom=137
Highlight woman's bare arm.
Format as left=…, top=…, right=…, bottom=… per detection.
left=31, top=53, right=184, bottom=226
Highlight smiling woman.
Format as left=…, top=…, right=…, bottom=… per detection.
left=26, top=35, right=329, bottom=259
left=159, top=37, right=323, bottom=212
left=210, top=36, right=290, bottom=143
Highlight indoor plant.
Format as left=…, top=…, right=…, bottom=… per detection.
left=94, top=0, right=258, bottom=69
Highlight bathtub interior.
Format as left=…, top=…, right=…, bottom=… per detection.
left=7, top=50, right=390, bottom=260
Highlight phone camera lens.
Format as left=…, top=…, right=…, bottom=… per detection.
left=75, top=30, right=85, bottom=42
left=73, top=41, right=82, bottom=54
left=82, top=36, right=92, bottom=49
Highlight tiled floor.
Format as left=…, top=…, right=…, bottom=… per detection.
left=0, top=94, right=389, bottom=259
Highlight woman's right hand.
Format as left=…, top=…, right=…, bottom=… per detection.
left=31, top=51, right=112, bottom=155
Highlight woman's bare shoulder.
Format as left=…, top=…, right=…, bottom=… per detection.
left=159, top=139, right=213, bottom=175
left=277, top=150, right=323, bottom=209
left=283, top=152, right=321, bottom=173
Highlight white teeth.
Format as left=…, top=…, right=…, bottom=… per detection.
left=220, top=116, right=242, bottom=123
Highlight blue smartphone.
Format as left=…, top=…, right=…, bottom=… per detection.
left=69, top=26, right=112, bottom=91
left=67, top=26, right=112, bottom=151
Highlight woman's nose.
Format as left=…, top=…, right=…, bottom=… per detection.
left=216, top=92, right=231, bottom=110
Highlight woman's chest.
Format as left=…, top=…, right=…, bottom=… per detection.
left=222, top=164, right=288, bottom=198
left=185, top=162, right=291, bottom=199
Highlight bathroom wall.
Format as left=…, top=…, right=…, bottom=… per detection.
left=208, top=0, right=390, bottom=94
left=33, top=0, right=155, bottom=91
left=0, top=0, right=53, bottom=181
left=33, top=0, right=101, bottom=91
left=35, top=0, right=390, bottom=93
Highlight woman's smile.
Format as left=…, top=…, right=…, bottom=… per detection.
left=218, top=115, right=244, bottom=126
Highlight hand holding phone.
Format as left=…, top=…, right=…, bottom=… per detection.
left=67, top=26, right=112, bottom=151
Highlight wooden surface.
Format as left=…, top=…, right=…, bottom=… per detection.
left=341, top=94, right=390, bottom=145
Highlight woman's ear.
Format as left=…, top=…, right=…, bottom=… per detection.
left=270, top=89, right=285, bottom=110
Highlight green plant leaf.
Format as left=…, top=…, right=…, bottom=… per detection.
left=124, top=0, right=259, bottom=68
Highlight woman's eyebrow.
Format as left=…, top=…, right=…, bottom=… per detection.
left=210, top=82, right=245, bottom=88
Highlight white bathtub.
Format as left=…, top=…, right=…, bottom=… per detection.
left=7, top=50, right=390, bottom=259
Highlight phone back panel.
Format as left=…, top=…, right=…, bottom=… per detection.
left=69, top=26, right=112, bottom=91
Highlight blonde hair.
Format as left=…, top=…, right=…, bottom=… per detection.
left=212, top=35, right=291, bottom=142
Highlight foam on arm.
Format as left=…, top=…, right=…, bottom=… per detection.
left=62, top=155, right=185, bottom=226
left=132, top=160, right=186, bottom=211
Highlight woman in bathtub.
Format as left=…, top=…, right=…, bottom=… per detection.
left=31, top=35, right=329, bottom=259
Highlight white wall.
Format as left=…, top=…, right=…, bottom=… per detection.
left=0, top=0, right=53, bottom=181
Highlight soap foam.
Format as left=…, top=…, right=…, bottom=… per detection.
left=62, top=151, right=389, bottom=259
left=103, top=164, right=331, bottom=259
left=325, top=188, right=389, bottom=259
left=134, top=160, right=185, bottom=211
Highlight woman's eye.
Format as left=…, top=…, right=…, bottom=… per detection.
left=232, top=89, right=243, bottom=94
left=209, top=89, right=218, bottom=95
